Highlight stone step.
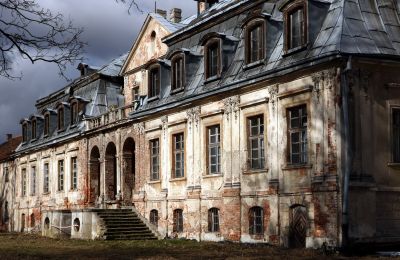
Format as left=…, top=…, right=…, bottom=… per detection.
left=105, top=224, right=147, bottom=229
left=105, top=235, right=157, bottom=240
left=104, top=231, right=154, bottom=236
left=105, top=227, right=150, bottom=232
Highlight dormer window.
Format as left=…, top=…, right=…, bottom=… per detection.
left=71, top=102, right=78, bottom=125
left=58, top=106, right=64, bottom=130
left=22, top=123, right=28, bottom=142
left=205, top=40, right=220, bottom=79
left=148, top=65, right=160, bottom=98
left=31, top=120, right=37, bottom=140
left=132, top=87, right=140, bottom=103
left=171, top=54, right=184, bottom=91
left=283, top=2, right=307, bottom=52
left=44, top=114, right=50, bottom=136
left=244, top=18, right=266, bottom=65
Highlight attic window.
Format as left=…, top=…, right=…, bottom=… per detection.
left=148, top=65, right=160, bottom=98
left=205, top=39, right=221, bottom=80
left=31, top=119, right=37, bottom=140
left=244, top=19, right=265, bottom=65
left=58, top=106, right=64, bottom=130
left=44, top=114, right=50, bottom=136
left=171, top=54, right=185, bottom=91
left=22, top=123, right=28, bottom=142
left=150, top=31, right=156, bottom=53
left=284, top=3, right=307, bottom=52
left=71, top=102, right=79, bottom=125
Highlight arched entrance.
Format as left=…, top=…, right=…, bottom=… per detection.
left=89, top=146, right=101, bottom=204
left=21, top=213, right=25, bottom=232
left=122, top=138, right=135, bottom=205
left=289, top=205, right=308, bottom=248
left=105, top=142, right=117, bottom=200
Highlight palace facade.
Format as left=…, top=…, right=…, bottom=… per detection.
left=1, top=0, right=400, bottom=248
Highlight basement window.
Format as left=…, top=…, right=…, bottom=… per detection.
left=249, top=206, right=263, bottom=235
left=150, top=209, right=158, bottom=227
left=173, top=209, right=183, bottom=232
left=208, top=208, right=220, bottom=232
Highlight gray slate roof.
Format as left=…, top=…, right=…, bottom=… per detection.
left=131, top=0, right=400, bottom=119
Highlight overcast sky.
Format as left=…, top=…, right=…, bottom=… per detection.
left=0, top=0, right=196, bottom=143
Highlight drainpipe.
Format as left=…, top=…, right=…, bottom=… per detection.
left=341, top=56, right=353, bottom=248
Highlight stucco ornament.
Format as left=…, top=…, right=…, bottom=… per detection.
left=186, top=106, right=201, bottom=129
left=268, top=84, right=279, bottom=112
left=223, top=95, right=240, bottom=120
left=133, top=122, right=145, bottom=135
left=161, top=116, right=168, bottom=137
left=312, top=72, right=324, bottom=102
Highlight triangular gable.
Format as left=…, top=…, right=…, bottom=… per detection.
left=120, top=13, right=180, bottom=75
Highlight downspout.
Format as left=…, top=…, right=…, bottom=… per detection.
left=341, top=56, right=353, bottom=248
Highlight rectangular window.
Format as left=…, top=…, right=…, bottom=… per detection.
left=288, top=105, right=308, bottom=164
left=22, top=124, right=28, bottom=142
left=71, top=102, right=78, bottom=125
left=207, top=125, right=221, bottom=174
left=393, top=108, right=400, bottom=163
left=150, top=139, right=160, bottom=181
left=207, top=42, right=219, bottom=78
left=43, top=163, right=49, bottom=193
left=172, top=57, right=184, bottom=90
left=247, top=23, right=264, bottom=64
left=58, top=160, right=64, bottom=191
left=58, top=107, right=64, bottom=130
left=173, top=133, right=185, bottom=178
left=44, top=114, right=50, bottom=136
left=173, top=209, right=183, bottom=232
left=149, top=67, right=160, bottom=98
left=31, top=166, right=36, bottom=196
left=248, top=115, right=265, bottom=169
left=132, top=87, right=140, bottom=102
left=31, top=120, right=37, bottom=139
left=71, top=157, right=78, bottom=190
left=4, top=167, right=9, bottom=182
left=289, top=8, right=304, bottom=49
left=21, top=169, right=26, bottom=197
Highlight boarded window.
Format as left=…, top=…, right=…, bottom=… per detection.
left=248, top=115, right=265, bottom=169
left=150, top=209, right=158, bottom=227
left=150, top=139, right=160, bottom=181
left=207, top=125, right=221, bottom=174
left=393, top=108, right=400, bottom=163
left=173, top=133, right=185, bottom=178
left=43, top=163, right=49, bottom=193
left=249, top=206, right=263, bottom=235
left=288, top=105, right=308, bottom=164
left=58, top=160, right=64, bottom=191
left=71, top=157, right=78, bottom=190
left=173, top=209, right=183, bottom=232
left=208, top=208, right=220, bottom=232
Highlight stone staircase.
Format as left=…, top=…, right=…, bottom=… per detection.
left=96, top=209, right=158, bottom=240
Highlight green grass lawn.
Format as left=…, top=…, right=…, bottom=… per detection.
left=0, top=233, right=377, bottom=259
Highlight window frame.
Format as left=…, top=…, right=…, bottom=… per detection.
left=30, top=166, right=36, bottom=196
left=172, top=132, right=185, bottom=179
left=21, top=168, right=27, bottom=197
left=204, top=38, right=222, bottom=80
left=71, top=157, right=78, bottom=190
left=43, top=162, right=50, bottom=194
left=171, top=54, right=185, bottom=92
left=22, top=122, right=29, bottom=143
left=283, top=1, right=308, bottom=53
left=4, top=166, right=9, bottom=183
left=244, top=18, right=266, bottom=65
left=391, top=107, right=400, bottom=163
left=207, top=125, right=221, bottom=175
left=57, top=106, right=65, bottom=131
left=150, top=138, right=160, bottom=181
left=70, top=101, right=79, bottom=125
left=58, top=160, right=64, bottom=191
left=173, top=209, right=183, bottom=233
left=148, top=64, right=161, bottom=99
left=31, top=119, right=37, bottom=140
left=44, top=113, right=50, bottom=137
left=208, top=208, right=220, bottom=233
left=247, top=114, right=266, bottom=170
left=249, top=206, right=264, bottom=235
left=132, top=86, right=140, bottom=103
left=287, top=104, right=308, bottom=165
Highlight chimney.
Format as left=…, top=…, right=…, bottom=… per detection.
left=6, top=134, right=12, bottom=141
left=196, top=0, right=218, bottom=15
left=170, top=8, right=182, bottom=23
left=156, top=9, right=167, bottom=19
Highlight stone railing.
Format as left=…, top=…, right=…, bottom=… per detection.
left=87, top=105, right=135, bottom=130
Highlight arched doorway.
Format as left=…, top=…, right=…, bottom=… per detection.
left=122, top=138, right=135, bottom=205
left=21, top=213, right=25, bottom=232
left=105, top=142, right=117, bottom=200
left=289, top=205, right=308, bottom=248
left=89, top=146, right=101, bottom=204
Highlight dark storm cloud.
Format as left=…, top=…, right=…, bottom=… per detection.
left=0, top=0, right=196, bottom=143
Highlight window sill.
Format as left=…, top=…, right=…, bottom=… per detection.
left=171, top=87, right=184, bottom=94
left=282, top=164, right=312, bottom=171
left=148, top=180, right=161, bottom=184
left=203, top=173, right=223, bottom=179
left=204, top=75, right=221, bottom=84
left=170, top=177, right=186, bottom=182
left=388, top=162, right=400, bottom=169
left=283, top=44, right=308, bottom=57
left=147, top=96, right=160, bottom=102
left=57, top=129, right=65, bottom=133
left=243, top=60, right=264, bottom=70
left=70, top=189, right=78, bottom=192
left=30, top=138, right=38, bottom=143
left=243, top=168, right=269, bottom=175
left=43, top=134, right=49, bottom=138
left=42, top=192, right=51, bottom=196
left=70, top=124, right=77, bottom=129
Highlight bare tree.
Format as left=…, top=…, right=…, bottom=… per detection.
left=0, top=0, right=85, bottom=79
left=116, top=0, right=144, bottom=14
